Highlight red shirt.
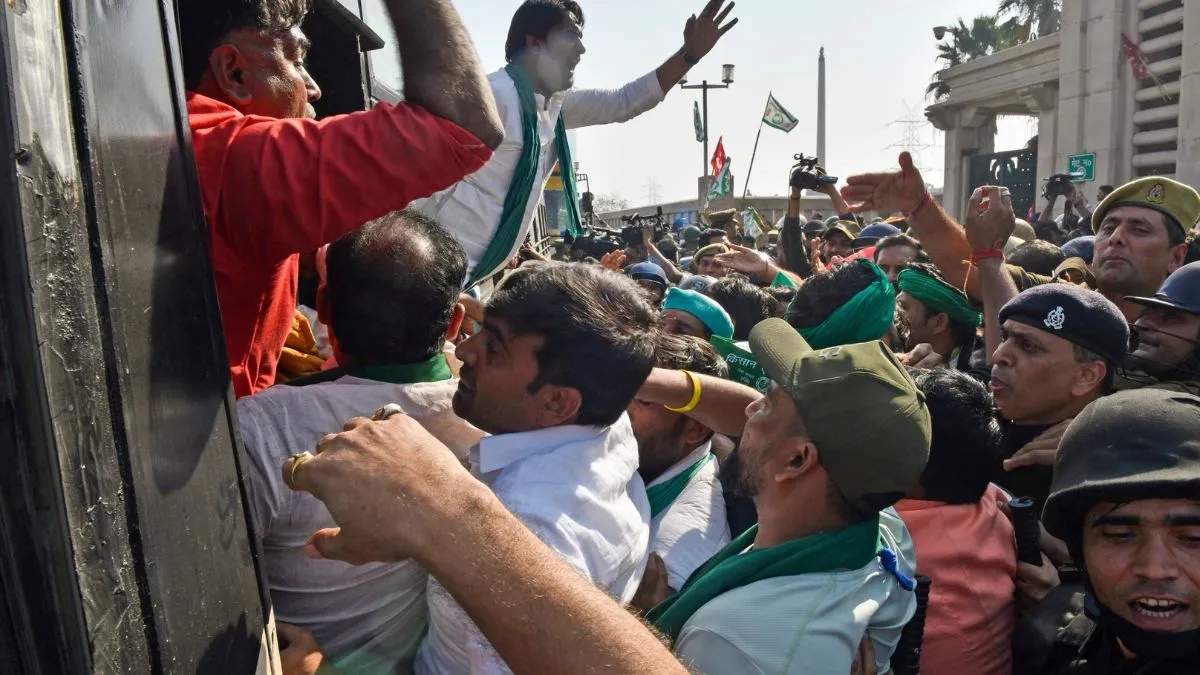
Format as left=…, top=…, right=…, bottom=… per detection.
left=895, top=485, right=1017, bottom=675
left=187, top=94, right=491, bottom=398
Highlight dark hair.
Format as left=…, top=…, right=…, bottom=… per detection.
left=653, top=333, right=729, bottom=379
left=325, top=210, right=466, bottom=365
left=786, top=259, right=879, bottom=330
left=1008, top=240, right=1066, bottom=277
left=765, top=285, right=798, bottom=306
left=488, top=263, right=657, bottom=426
left=1033, top=221, right=1064, bottom=245
left=911, top=369, right=1005, bottom=504
left=179, top=0, right=312, bottom=89
left=1099, top=184, right=1115, bottom=194
left=505, top=0, right=585, bottom=62
left=873, top=233, right=927, bottom=263
left=706, top=274, right=776, bottom=341
left=701, top=228, right=727, bottom=246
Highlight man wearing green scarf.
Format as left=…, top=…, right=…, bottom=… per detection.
left=896, top=262, right=984, bottom=372
left=785, top=258, right=898, bottom=349
left=647, top=319, right=932, bottom=674
left=410, top=0, right=738, bottom=288
left=627, top=334, right=731, bottom=606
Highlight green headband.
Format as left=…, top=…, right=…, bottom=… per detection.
left=798, top=261, right=897, bottom=349
left=897, top=268, right=982, bottom=327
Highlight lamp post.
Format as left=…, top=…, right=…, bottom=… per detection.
left=680, top=63, right=735, bottom=177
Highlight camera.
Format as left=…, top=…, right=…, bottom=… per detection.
left=789, top=154, right=839, bottom=191
left=1043, top=172, right=1084, bottom=199
left=565, top=225, right=624, bottom=260
left=620, top=208, right=668, bottom=249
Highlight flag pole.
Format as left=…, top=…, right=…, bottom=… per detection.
left=741, top=95, right=771, bottom=203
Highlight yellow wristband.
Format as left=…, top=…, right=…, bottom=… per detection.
left=664, top=370, right=702, bottom=414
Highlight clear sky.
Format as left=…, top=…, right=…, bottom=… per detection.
left=448, top=0, right=1033, bottom=205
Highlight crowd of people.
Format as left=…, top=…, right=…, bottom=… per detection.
left=181, top=1, right=1200, bottom=674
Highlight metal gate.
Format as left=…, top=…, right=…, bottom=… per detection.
left=967, top=149, right=1038, bottom=221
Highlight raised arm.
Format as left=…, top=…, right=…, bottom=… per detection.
left=636, top=368, right=757, bottom=437
left=385, top=0, right=503, bottom=149
left=287, top=414, right=690, bottom=675
left=562, top=0, right=737, bottom=129
left=964, top=187, right=1021, bottom=358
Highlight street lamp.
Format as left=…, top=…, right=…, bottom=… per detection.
left=681, top=63, right=736, bottom=177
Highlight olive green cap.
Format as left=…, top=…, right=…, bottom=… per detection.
left=1091, top=176, right=1200, bottom=238
left=748, top=319, right=931, bottom=514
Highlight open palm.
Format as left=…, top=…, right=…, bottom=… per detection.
left=684, top=0, right=738, bottom=61
left=842, top=152, right=928, bottom=214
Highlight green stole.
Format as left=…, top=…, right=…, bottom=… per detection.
left=646, top=515, right=883, bottom=643
left=283, top=353, right=453, bottom=387
left=466, top=63, right=583, bottom=289
left=646, top=452, right=713, bottom=519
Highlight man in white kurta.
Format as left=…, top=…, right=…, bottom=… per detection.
left=411, top=0, right=739, bottom=279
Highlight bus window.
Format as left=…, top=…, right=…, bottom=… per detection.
left=361, top=0, right=405, bottom=101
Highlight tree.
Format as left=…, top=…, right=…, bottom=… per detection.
left=592, top=193, right=630, bottom=214
left=926, top=15, right=1021, bottom=101
left=998, top=0, right=1061, bottom=41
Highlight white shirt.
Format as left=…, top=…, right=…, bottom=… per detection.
left=410, top=68, right=667, bottom=276
left=238, top=371, right=485, bottom=675
left=647, top=442, right=730, bottom=591
left=675, top=509, right=918, bottom=675
left=416, top=414, right=651, bottom=675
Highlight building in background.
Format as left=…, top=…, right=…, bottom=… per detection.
left=927, top=0, right=1198, bottom=219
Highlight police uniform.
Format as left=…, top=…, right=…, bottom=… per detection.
left=1015, top=389, right=1200, bottom=674
left=1116, top=261, right=1200, bottom=396
left=1005, top=176, right=1200, bottom=293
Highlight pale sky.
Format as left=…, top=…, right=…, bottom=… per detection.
left=439, top=0, right=1033, bottom=205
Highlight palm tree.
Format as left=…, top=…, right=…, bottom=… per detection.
left=926, top=15, right=1021, bottom=100
left=998, top=0, right=1062, bottom=41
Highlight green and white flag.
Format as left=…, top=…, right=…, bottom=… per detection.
left=762, top=93, right=798, bottom=133
left=693, top=101, right=705, bottom=142
left=706, top=159, right=732, bottom=203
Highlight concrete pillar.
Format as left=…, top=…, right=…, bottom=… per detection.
left=1056, top=0, right=1132, bottom=188
left=928, top=106, right=997, bottom=220
left=1176, top=2, right=1200, bottom=192
left=1019, top=84, right=1060, bottom=187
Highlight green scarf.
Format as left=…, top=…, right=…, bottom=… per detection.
left=283, top=353, right=452, bottom=387
left=466, top=64, right=583, bottom=288
left=647, top=515, right=883, bottom=643
left=797, top=260, right=896, bottom=349
left=646, top=452, right=713, bottom=519
left=897, top=268, right=982, bottom=327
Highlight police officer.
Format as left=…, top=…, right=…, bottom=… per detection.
left=1120, top=261, right=1200, bottom=395
left=1024, top=389, right=1200, bottom=674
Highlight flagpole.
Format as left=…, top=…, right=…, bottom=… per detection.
left=741, top=94, right=772, bottom=203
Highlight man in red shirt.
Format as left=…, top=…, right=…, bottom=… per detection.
left=180, top=0, right=503, bottom=397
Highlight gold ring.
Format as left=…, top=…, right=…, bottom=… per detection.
left=289, top=451, right=314, bottom=488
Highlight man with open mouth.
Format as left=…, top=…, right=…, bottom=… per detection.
left=1023, top=388, right=1200, bottom=674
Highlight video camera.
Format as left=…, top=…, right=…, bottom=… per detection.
left=620, top=207, right=669, bottom=249
left=566, top=223, right=624, bottom=260
left=789, top=154, right=839, bottom=191
left=1043, top=172, right=1085, bottom=199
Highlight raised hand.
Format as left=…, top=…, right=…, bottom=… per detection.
left=600, top=250, right=627, bottom=272
left=683, top=0, right=738, bottom=62
left=841, top=152, right=927, bottom=214
left=714, top=243, right=771, bottom=277
left=965, top=186, right=1017, bottom=252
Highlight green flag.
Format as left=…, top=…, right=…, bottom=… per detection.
left=693, top=101, right=705, bottom=142
left=763, top=93, right=799, bottom=133
left=706, top=159, right=732, bottom=202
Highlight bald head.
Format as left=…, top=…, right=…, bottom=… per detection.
left=324, top=209, right=467, bottom=365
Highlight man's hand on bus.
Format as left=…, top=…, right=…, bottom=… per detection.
left=283, top=411, right=485, bottom=566
left=277, top=623, right=333, bottom=675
